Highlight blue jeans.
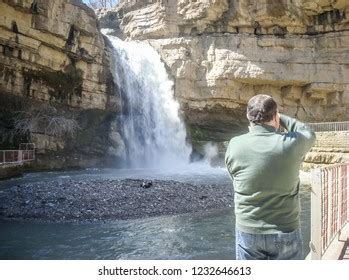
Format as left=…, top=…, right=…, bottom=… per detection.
left=235, top=228, right=303, bottom=260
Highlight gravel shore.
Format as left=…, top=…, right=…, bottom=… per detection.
left=0, top=179, right=233, bottom=222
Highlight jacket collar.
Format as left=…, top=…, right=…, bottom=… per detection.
left=249, top=124, right=277, bottom=133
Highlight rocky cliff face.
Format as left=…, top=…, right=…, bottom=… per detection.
left=111, top=0, right=349, bottom=39
left=0, top=0, right=123, bottom=170
left=99, top=0, right=349, bottom=162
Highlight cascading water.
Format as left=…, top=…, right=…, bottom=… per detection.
left=106, top=35, right=191, bottom=168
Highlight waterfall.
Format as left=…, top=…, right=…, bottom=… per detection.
left=106, top=35, right=192, bottom=168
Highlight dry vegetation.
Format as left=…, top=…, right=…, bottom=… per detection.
left=13, top=105, right=80, bottom=138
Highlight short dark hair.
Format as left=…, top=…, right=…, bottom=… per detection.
left=246, top=94, right=277, bottom=124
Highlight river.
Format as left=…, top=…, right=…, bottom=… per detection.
left=0, top=167, right=310, bottom=259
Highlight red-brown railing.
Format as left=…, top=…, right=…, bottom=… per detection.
left=310, top=163, right=349, bottom=259
left=0, top=143, right=35, bottom=165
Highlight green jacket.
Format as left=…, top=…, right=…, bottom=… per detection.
left=225, top=114, right=316, bottom=234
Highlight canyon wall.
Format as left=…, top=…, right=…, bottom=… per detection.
left=1, top=0, right=347, bottom=171
left=0, top=0, right=124, bottom=170
left=99, top=0, right=349, bottom=164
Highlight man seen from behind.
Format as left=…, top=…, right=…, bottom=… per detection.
left=225, top=94, right=316, bottom=260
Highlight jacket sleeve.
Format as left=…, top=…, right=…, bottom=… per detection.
left=225, top=139, right=235, bottom=179
left=279, top=113, right=316, bottom=156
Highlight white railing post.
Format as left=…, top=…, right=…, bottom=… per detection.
left=18, top=150, right=23, bottom=163
left=310, top=168, right=322, bottom=259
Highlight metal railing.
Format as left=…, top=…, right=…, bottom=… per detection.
left=310, top=163, right=349, bottom=259
left=19, top=143, right=35, bottom=151
left=307, top=121, right=349, bottom=132
left=0, top=143, right=35, bottom=165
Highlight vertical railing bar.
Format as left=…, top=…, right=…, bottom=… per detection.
left=306, top=121, right=349, bottom=132
left=313, top=163, right=349, bottom=259
left=311, top=168, right=323, bottom=259
left=0, top=144, right=36, bottom=164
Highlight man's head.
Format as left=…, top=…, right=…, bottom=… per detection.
left=246, top=94, right=279, bottom=129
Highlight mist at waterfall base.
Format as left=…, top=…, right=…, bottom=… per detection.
left=0, top=36, right=311, bottom=260
left=107, top=34, right=196, bottom=170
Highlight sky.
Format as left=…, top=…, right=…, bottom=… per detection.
left=81, top=0, right=119, bottom=5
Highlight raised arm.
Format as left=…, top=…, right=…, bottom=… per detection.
left=279, top=113, right=316, bottom=155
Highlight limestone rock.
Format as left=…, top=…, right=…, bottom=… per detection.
left=148, top=33, right=349, bottom=141
left=304, top=131, right=349, bottom=168
left=177, top=0, right=229, bottom=32
left=98, top=0, right=349, bottom=169
left=99, top=0, right=349, bottom=142
left=0, top=0, right=121, bottom=169
left=0, top=0, right=114, bottom=110
left=31, top=133, right=65, bottom=152
left=304, top=152, right=344, bottom=164
left=104, top=0, right=349, bottom=39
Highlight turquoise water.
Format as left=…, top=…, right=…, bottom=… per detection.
left=0, top=167, right=310, bottom=259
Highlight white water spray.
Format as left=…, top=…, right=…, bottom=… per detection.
left=106, top=35, right=191, bottom=168
left=203, top=142, right=219, bottom=163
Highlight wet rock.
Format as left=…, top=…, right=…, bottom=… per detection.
left=141, top=181, right=153, bottom=188
left=0, top=178, right=233, bottom=222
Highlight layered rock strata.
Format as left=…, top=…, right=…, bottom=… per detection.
left=303, top=131, right=349, bottom=169
left=108, top=0, right=349, bottom=40
left=99, top=0, right=349, bottom=164
left=0, top=0, right=123, bottom=171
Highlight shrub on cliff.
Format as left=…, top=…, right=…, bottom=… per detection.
left=13, top=104, right=80, bottom=138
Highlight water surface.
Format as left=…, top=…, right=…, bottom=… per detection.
left=0, top=167, right=310, bottom=259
